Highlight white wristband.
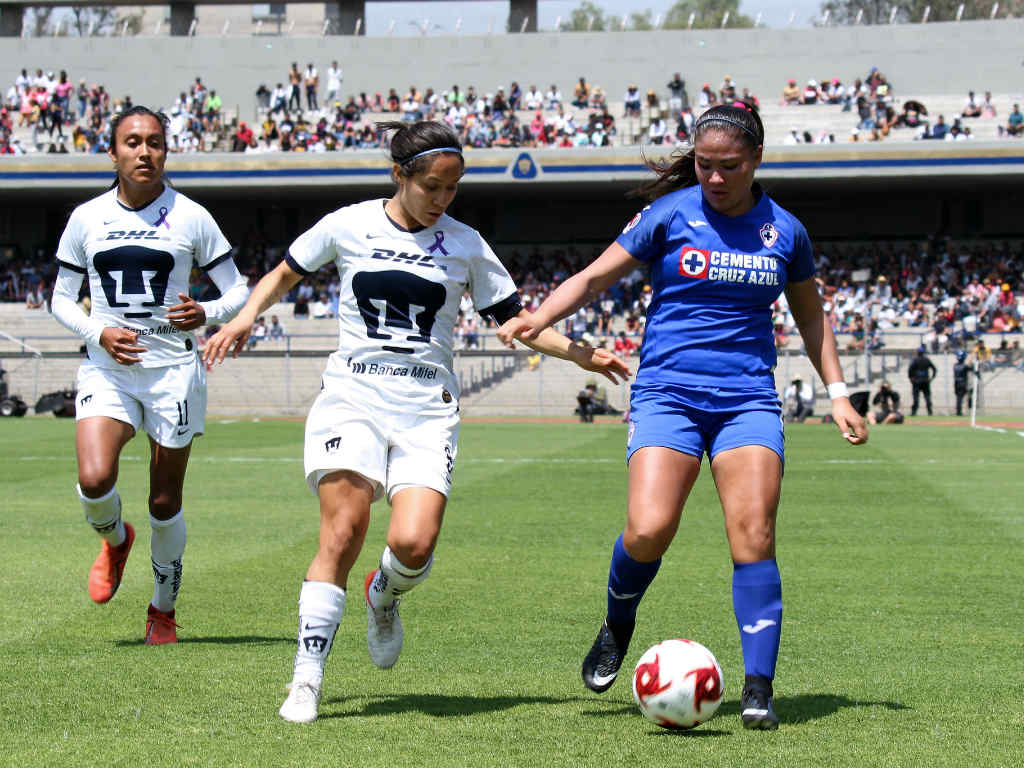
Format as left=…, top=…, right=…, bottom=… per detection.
left=827, top=382, right=849, bottom=400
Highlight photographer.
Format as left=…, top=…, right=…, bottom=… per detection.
left=869, top=380, right=904, bottom=424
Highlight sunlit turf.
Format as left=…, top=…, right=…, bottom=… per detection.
left=1, top=417, right=1021, bottom=767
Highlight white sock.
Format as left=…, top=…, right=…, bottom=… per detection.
left=293, top=581, right=345, bottom=686
left=150, top=510, right=186, bottom=613
left=367, top=546, right=433, bottom=609
left=78, top=484, right=126, bottom=547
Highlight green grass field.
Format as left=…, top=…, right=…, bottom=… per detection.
left=1, top=417, right=1021, bottom=767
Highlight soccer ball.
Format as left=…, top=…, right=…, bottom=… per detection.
left=631, top=639, right=724, bottom=729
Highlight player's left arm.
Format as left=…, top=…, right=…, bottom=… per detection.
left=786, top=277, right=868, bottom=445
left=512, top=310, right=631, bottom=385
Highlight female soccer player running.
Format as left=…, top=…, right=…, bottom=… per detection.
left=499, top=104, right=868, bottom=729
left=203, top=120, right=630, bottom=724
left=50, top=106, right=249, bottom=644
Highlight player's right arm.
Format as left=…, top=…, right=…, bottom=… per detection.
left=51, top=208, right=146, bottom=365
left=202, top=260, right=304, bottom=368
left=497, top=242, right=639, bottom=346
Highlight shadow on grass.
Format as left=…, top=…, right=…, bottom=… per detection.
left=114, top=635, right=293, bottom=647
left=715, top=692, right=911, bottom=725
left=319, top=693, right=631, bottom=720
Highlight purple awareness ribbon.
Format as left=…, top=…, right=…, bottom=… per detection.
left=153, top=206, right=170, bottom=229
left=427, top=230, right=449, bottom=256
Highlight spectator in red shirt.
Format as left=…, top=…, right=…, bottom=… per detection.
left=232, top=121, right=254, bottom=152
left=614, top=331, right=637, bottom=357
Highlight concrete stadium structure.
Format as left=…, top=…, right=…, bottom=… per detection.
left=0, top=19, right=1020, bottom=120
left=1, top=17, right=1022, bottom=417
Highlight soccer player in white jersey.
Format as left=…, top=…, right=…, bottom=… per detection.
left=203, top=120, right=631, bottom=723
left=50, top=106, right=249, bottom=644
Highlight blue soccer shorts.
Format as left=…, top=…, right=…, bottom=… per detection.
left=626, top=383, right=784, bottom=465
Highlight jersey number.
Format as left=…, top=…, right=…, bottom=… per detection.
left=351, top=270, right=446, bottom=354
left=94, top=246, right=175, bottom=320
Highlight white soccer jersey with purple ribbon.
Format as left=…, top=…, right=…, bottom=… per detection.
left=55, top=186, right=232, bottom=368
left=286, top=199, right=517, bottom=411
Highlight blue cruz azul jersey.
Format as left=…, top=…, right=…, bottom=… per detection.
left=617, top=184, right=815, bottom=390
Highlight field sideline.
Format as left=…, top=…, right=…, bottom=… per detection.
left=1, top=418, right=1021, bottom=767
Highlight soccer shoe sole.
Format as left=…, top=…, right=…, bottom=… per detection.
left=88, top=522, right=136, bottom=604
left=742, top=711, right=780, bottom=730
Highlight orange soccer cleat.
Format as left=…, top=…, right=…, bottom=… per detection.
left=88, top=522, right=135, bottom=604
left=144, top=604, right=180, bottom=645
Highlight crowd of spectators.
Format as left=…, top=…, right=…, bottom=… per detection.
left=2, top=66, right=229, bottom=154
left=777, top=66, right=1020, bottom=144
left=6, top=58, right=1021, bottom=155
left=768, top=237, right=1024, bottom=360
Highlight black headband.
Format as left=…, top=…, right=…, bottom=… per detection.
left=693, top=114, right=761, bottom=142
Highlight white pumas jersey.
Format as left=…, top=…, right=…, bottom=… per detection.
left=287, top=199, right=518, bottom=412
left=56, top=186, right=231, bottom=368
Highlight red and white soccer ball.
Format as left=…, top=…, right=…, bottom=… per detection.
left=631, top=639, right=724, bottom=729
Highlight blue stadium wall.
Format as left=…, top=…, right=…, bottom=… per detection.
left=1, top=142, right=1023, bottom=260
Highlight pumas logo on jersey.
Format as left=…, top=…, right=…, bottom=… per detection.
left=679, top=247, right=710, bottom=279
left=759, top=222, right=778, bottom=248
left=79, top=394, right=93, bottom=405
left=324, top=436, right=341, bottom=452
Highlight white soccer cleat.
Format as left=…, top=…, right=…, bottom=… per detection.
left=364, top=569, right=403, bottom=669
left=279, top=681, right=322, bottom=724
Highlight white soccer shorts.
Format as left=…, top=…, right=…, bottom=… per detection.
left=303, top=387, right=459, bottom=503
left=75, top=357, right=206, bottom=449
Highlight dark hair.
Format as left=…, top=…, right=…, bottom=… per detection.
left=109, top=105, right=169, bottom=152
left=629, top=104, right=765, bottom=202
left=377, top=120, right=463, bottom=178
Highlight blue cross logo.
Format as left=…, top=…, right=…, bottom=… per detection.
left=684, top=252, right=705, bottom=273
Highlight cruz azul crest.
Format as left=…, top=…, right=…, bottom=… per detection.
left=759, top=222, right=778, bottom=248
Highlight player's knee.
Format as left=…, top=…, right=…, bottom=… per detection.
left=78, top=467, right=116, bottom=498
left=387, top=535, right=436, bottom=570
left=623, top=525, right=672, bottom=561
left=149, top=491, right=182, bottom=520
left=319, top=511, right=369, bottom=558
left=732, top=514, right=775, bottom=556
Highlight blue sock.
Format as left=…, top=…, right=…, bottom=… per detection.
left=732, top=559, right=783, bottom=680
left=606, top=534, right=661, bottom=628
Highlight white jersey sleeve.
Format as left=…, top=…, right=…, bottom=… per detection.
left=55, top=206, right=89, bottom=272
left=286, top=211, right=344, bottom=274
left=191, top=205, right=232, bottom=269
left=466, top=232, right=518, bottom=314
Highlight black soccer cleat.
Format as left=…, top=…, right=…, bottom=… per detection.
left=581, top=619, right=634, bottom=693
left=741, top=674, right=780, bottom=730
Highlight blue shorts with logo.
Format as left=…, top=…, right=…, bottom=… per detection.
left=626, top=383, right=784, bottom=465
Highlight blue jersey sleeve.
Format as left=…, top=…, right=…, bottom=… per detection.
left=786, top=220, right=815, bottom=284
left=616, top=200, right=671, bottom=263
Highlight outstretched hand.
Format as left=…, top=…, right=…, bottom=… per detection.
left=497, top=312, right=547, bottom=348
left=571, top=344, right=632, bottom=385
left=202, top=316, right=253, bottom=369
left=832, top=398, right=869, bottom=445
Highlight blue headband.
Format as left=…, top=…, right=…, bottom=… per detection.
left=398, top=146, right=463, bottom=165
left=693, top=115, right=761, bottom=142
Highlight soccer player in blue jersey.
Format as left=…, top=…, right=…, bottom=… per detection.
left=499, top=104, right=868, bottom=729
